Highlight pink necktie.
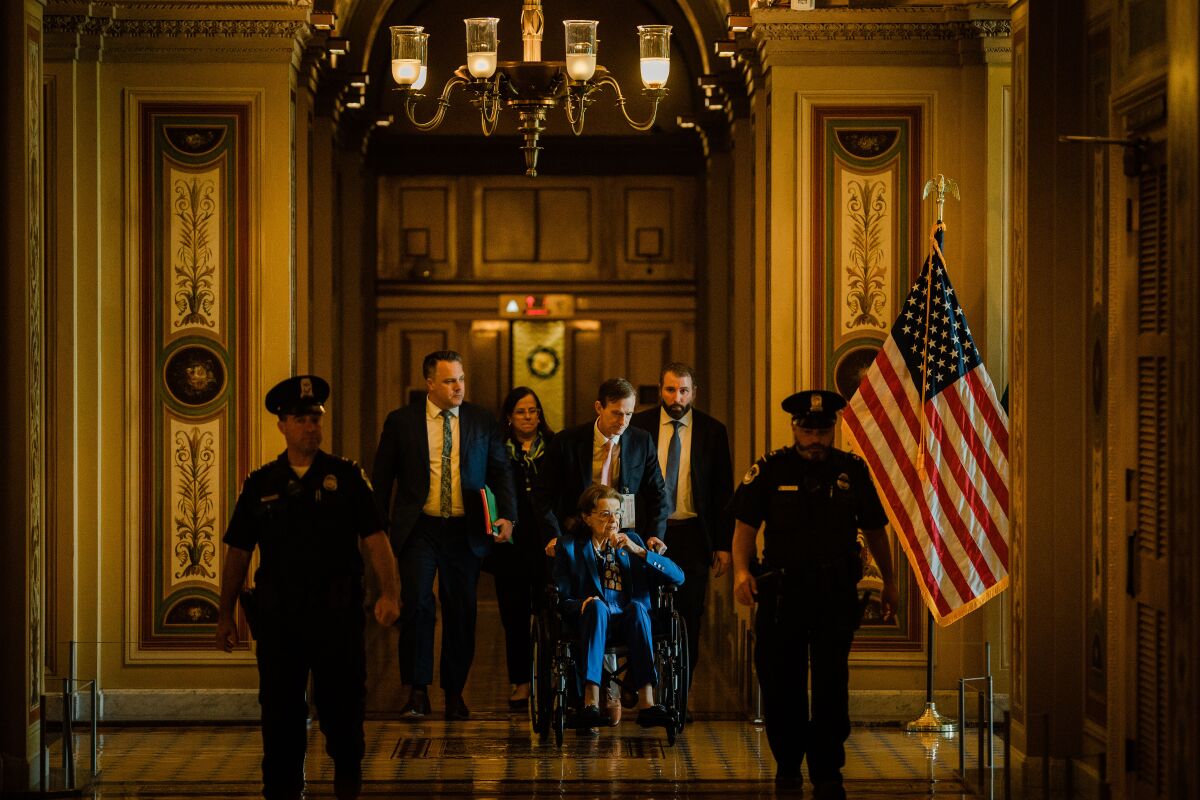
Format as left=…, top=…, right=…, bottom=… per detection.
left=599, top=439, right=614, bottom=486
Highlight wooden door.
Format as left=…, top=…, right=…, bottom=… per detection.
left=1126, top=140, right=1169, bottom=800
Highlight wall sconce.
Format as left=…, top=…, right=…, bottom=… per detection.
left=713, top=39, right=737, bottom=59
left=311, top=11, right=336, bottom=31
left=349, top=73, right=369, bottom=89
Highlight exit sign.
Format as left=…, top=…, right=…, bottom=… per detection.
left=498, top=294, right=575, bottom=318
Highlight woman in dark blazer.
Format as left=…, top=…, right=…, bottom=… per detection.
left=553, top=484, right=684, bottom=729
left=486, top=386, right=554, bottom=710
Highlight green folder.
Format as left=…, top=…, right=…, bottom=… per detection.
left=480, top=486, right=509, bottom=543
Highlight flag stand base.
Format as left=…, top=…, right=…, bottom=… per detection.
left=906, top=702, right=959, bottom=733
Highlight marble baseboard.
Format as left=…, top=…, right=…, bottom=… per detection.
left=93, top=688, right=1005, bottom=724
left=101, top=689, right=259, bottom=721
left=849, top=690, right=1010, bottom=723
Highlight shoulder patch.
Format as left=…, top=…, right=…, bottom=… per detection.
left=741, top=463, right=761, bottom=485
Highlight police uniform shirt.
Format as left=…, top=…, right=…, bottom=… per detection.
left=223, top=450, right=385, bottom=604
left=732, top=446, right=888, bottom=569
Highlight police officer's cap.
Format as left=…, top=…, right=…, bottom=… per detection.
left=782, top=389, right=846, bottom=429
left=265, top=375, right=330, bottom=417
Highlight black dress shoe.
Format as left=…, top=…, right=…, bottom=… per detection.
left=774, top=768, right=803, bottom=794
left=445, top=694, right=470, bottom=721
left=575, top=704, right=606, bottom=729
left=334, top=765, right=362, bottom=800
left=635, top=704, right=674, bottom=728
left=399, top=688, right=431, bottom=719
left=812, top=780, right=845, bottom=800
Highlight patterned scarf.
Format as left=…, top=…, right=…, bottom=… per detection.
left=506, top=434, right=545, bottom=479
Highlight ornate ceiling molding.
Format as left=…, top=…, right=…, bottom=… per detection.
left=102, top=18, right=310, bottom=39
left=754, top=19, right=1011, bottom=43
left=43, top=2, right=314, bottom=62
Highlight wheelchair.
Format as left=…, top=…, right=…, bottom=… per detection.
left=529, top=581, right=689, bottom=746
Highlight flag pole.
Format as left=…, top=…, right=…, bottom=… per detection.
left=906, top=174, right=959, bottom=735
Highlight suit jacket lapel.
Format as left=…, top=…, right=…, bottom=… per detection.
left=412, top=404, right=431, bottom=492
left=457, top=407, right=471, bottom=478
left=689, top=413, right=703, bottom=484
left=584, top=540, right=602, bottom=594
left=576, top=427, right=593, bottom=488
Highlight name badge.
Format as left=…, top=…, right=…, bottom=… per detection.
left=619, top=492, right=637, bottom=528
left=777, top=485, right=799, bottom=492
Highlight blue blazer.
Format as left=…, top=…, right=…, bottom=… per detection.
left=371, top=399, right=517, bottom=558
left=553, top=528, right=685, bottom=620
left=533, top=422, right=668, bottom=544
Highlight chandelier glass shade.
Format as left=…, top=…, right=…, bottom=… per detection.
left=389, top=1, right=671, bottom=177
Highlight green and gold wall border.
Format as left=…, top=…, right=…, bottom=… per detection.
left=813, top=105, right=923, bottom=652
left=135, top=103, right=250, bottom=654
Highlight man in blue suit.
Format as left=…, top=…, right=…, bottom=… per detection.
left=534, top=377, right=669, bottom=549
left=554, top=484, right=683, bottom=728
left=372, top=350, right=517, bottom=721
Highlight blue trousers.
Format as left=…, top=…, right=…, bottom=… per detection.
left=577, top=599, right=657, bottom=689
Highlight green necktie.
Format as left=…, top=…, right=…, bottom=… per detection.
left=440, top=409, right=453, bottom=517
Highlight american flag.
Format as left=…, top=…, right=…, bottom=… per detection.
left=841, top=228, right=1010, bottom=626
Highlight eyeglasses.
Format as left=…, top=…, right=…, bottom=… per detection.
left=512, top=408, right=540, bottom=417
left=589, top=510, right=621, bottom=520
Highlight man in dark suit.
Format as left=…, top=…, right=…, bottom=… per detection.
left=372, top=350, right=517, bottom=721
left=534, top=377, right=668, bottom=549
left=631, top=363, right=734, bottom=695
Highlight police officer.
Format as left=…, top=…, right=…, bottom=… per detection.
left=731, top=390, right=898, bottom=799
left=216, top=375, right=400, bottom=800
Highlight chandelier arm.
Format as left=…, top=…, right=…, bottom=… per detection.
left=593, top=75, right=664, bottom=132
left=478, top=77, right=503, bottom=135
left=400, top=75, right=469, bottom=131
left=480, top=96, right=502, bottom=136
left=564, top=91, right=587, bottom=135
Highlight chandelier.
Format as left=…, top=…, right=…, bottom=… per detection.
left=389, top=1, right=672, bottom=177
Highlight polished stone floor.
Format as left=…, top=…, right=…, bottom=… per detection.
left=42, top=581, right=1002, bottom=798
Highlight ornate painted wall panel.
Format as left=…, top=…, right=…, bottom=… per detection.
left=1009, top=14, right=1028, bottom=724
left=512, top=321, right=566, bottom=431
left=814, top=106, right=923, bottom=654
left=26, top=15, right=45, bottom=710
left=138, top=104, right=249, bottom=652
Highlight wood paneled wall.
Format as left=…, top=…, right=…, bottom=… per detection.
left=372, top=173, right=700, bottom=444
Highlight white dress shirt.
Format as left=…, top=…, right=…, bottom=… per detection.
left=423, top=398, right=465, bottom=517
left=657, top=407, right=696, bottom=519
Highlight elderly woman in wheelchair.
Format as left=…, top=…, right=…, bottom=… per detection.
left=552, top=483, right=685, bottom=731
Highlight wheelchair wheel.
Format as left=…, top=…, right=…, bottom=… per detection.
left=553, top=694, right=566, bottom=747
left=676, top=622, right=690, bottom=729
left=530, top=618, right=551, bottom=738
